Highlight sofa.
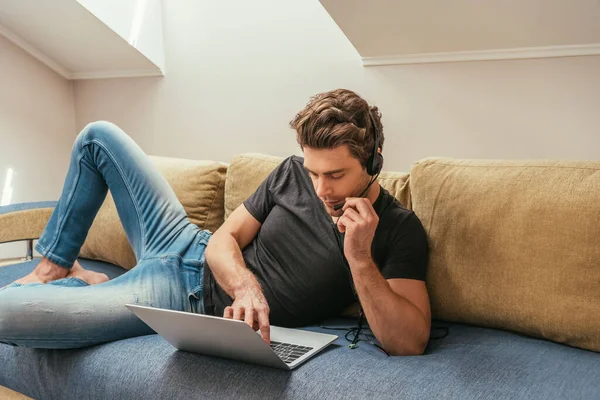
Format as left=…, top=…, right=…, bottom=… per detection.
left=1, top=153, right=599, bottom=400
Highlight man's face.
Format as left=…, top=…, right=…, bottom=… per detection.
left=303, top=145, right=369, bottom=217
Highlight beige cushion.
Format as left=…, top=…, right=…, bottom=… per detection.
left=79, top=156, right=227, bottom=269
left=410, top=157, right=600, bottom=352
left=378, top=171, right=411, bottom=210
left=224, top=154, right=284, bottom=220
left=224, top=153, right=411, bottom=220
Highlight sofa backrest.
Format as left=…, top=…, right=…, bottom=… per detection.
left=80, top=156, right=227, bottom=269
left=410, top=157, right=600, bottom=352
left=77, top=151, right=600, bottom=353
left=224, top=153, right=412, bottom=219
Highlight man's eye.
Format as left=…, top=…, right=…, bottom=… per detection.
left=331, top=175, right=344, bottom=180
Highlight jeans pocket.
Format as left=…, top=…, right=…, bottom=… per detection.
left=198, top=229, right=212, bottom=245
left=182, top=229, right=211, bottom=267
left=197, top=230, right=211, bottom=260
left=188, top=284, right=205, bottom=314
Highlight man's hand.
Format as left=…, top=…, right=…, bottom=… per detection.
left=337, top=197, right=379, bottom=264
left=223, top=285, right=271, bottom=344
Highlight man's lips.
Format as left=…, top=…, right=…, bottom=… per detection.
left=324, top=200, right=342, bottom=207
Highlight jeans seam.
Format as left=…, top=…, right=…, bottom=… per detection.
left=142, top=253, right=180, bottom=261
left=0, top=283, right=23, bottom=292
left=42, top=153, right=85, bottom=260
left=58, top=277, right=89, bottom=286
left=83, top=138, right=147, bottom=260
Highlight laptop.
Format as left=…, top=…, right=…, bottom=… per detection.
left=126, top=304, right=338, bottom=370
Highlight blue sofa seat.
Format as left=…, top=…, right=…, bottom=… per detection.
left=1, top=259, right=599, bottom=399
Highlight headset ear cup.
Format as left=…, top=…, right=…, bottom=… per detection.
left=372, top=153, right=383, bottom=175
left=366, top=155, right=374, bottom=176
left=366, top=153, right=383, bottom=176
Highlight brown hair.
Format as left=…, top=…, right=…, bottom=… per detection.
left=289, top=89, right=384, bottom=168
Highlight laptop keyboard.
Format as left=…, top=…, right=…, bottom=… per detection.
left=269, top=341, right=313, bottom=364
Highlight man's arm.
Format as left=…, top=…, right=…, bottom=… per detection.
left=337, top=198, right=431, bottom=356
left=351, top=264, right=430, bottom=356
left=204, top=204, right=271, bottom=343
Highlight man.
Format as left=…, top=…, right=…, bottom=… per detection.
left=0, top=89, right=430, bottom=356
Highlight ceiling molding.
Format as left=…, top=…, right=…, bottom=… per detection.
left=0, top=24, right=70, bottom=79
left=70, top=70, right=164, bottom=80
left=0, top=24, right=164, bottom=80
left=362, top=44, right=600, bottom=66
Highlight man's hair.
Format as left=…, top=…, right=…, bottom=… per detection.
left=289, top=89, right=384, bottom=168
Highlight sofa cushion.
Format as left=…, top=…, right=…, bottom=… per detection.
left=79, top=156, right=227, bottom=269
left=0, top=312, right=598, bottom=398
left=224, top=153, right=411, bottom=220
left=378, top=171, right=411, bottom=210
left=224, top=154, right=282, bottom=220
left=409, top=157, right=600, bottom=352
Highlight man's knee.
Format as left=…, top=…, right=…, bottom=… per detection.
left=76, top=120, right=128, bottom=148
left=0, top=297, right=27, bottom=344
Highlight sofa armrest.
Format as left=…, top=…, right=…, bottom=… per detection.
left=0, top=201, right=57, bottom=245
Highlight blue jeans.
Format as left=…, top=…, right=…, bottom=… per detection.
left=0, top=121, right=210, bottom=349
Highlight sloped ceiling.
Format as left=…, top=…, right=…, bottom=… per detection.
left=320, top=0, right=600, bottom=65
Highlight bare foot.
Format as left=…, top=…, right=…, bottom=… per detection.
left=66, top=260, right=109, bottom=285
left=14, top=257, right=70, bottom=284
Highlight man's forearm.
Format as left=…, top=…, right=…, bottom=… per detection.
left=350, top=259, right=430, bottom=356
left=205, top=230, right=261, bottom=298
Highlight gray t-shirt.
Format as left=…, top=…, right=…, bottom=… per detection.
left=202, top=155, right=428, bottom=326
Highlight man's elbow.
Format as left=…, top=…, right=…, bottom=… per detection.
left=204, top=233, right=216, bottom=261
left=387, top=342, right=427, bottom=356
left=204, top=230, right=227, bottom=265
left=205, top=229, right=231, bottom=258
left=385, top=333, right=429, bottom=356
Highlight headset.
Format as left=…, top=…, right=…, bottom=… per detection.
left=332, top=111, right=383, bottom=211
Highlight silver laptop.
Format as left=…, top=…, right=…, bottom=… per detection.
left=125, top=304, right=338, bottom=370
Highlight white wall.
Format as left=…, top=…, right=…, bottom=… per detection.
left=0, top=34, right=76, bottom=258
left=74, top=0, right=600, bottom=170
left=74, top=0, right=367, bottom=163
left=74, top=0, right=600, bottom=172
left=365, top=56, right=600, bottom=162
left=75, top=0, right=600, bottom=170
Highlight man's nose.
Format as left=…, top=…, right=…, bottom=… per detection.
left=315, top=178, right=332, bottom=197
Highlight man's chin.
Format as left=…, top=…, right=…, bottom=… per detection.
left=323, top=203, right=343, bottom=217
